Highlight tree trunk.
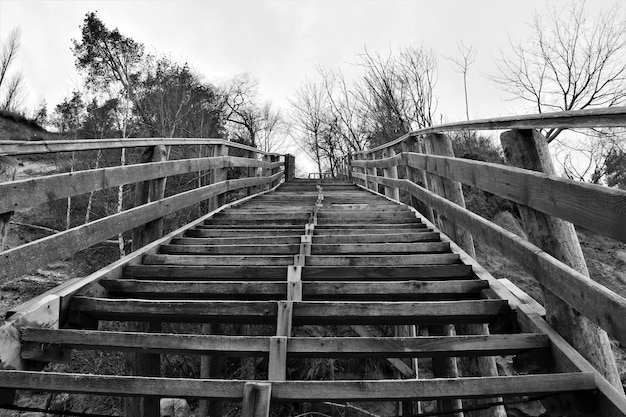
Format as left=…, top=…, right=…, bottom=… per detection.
left=500, top=129, right=623, bottom=392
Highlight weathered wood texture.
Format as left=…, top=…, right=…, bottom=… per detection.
left=0, top=370, right=596, bottom=400
left=0, top=137, right=282, bottom=156
left=500, top=128, right=623, bottom=393
left=353, top=151, right=626, bottom=243
left=0, top=156, right=282, bottom=214
left=356, top=106, right=626, bottom=155
left=364, top=176, right=626, bottom=349
left=0, top=174, right=281, bottom=280
left=0, top=155, right=18, bottom=251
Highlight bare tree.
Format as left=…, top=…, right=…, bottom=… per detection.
left=291, top=78, right=332, bottom=173
left=357, top=46, right=438, bottom=145
left=0, top=27, right=24, bottom=112
left=495, top=1, right=626, bottom=142
left=445, top=43, right=476, bottom=121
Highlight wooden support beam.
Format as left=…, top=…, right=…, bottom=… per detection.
left=276, top=301, right=293, bottom=337
left=501, top=128, right=623, bottom=393
left=0, top=155, right=17, bottom=251
left=241, top=382, right=272, bottom=417
left=382, top=147, right=400, bottom=201
left=0, top=370, right=596, bottom=400
left=268, top=336, right=287, bottom=381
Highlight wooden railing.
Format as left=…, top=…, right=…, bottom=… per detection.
left=342, top=107, right=626, bottom=381
left=0, top=138, right=293, bottom=282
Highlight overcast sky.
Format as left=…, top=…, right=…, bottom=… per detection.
left=0, top=0, right=620, bottom=170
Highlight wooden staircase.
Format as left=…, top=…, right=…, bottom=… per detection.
left=0, top=180, right=609, bottom=415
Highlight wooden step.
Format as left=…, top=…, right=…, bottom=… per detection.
left=69, top=298, right=509, bottom=325
left=301, top=265, right=474, bottom=280
left=314, top=223, right=425, bottom=229
left=171, top=236, right=302, bottom=245
left=310, top=242, right=450, bottom=254
left=305, top=254, right=460, bottom=266
left=21, top=328, right=548, bottom=358
left=159, top=244, right=300, bottom=255
left=186, top=229, right=304, bottom=238
left=143, top=254, right=295, bottom=266
left=100, top=279, right=489, bottom=300
left=124, top=265, right=288, bottom=280
left=0, top=371, right=595, bottom=400
left=313, top=232, right=441, bottom=244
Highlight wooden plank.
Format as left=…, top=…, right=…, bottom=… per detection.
left=158, top=244, right=300, bottom=255
left=268, top=337, right=287, bottom=381
left=310, top=242, right=449, bottom=254
left=301, top=280, right=488, bottom=300
left=301, top=265, right=474, bottom=280
left=0, top=371, right=596, bottom=400
left=355, top=106, right=626, bottom=156
left=0, top=137, right=283, bottom=156
left=186, top=229, right=304, bottom=237
left=313, top=232, right=441, bottom=244
left=362, top=177, right=626, bottom=348
left=70, top=297, right=278, bottom=323
left=291, top=300, right=509, bottom=325
left=0, top=174, right=281, bottom=281
left=123, top=265, right=288, bottom=280
left=0, top=156, right=277, bottom=214
left=142, top=254, right=294, bottom=266
left=305, top=253, right=460, bottom=266
left=171, top=236, right=302, bottom=245
left=402, top=151, right=626, bottom=243
left=241, top=382, right=271, bottom=417
left=21, top=328, right=271, bottom=357
left=100, top=279, right=287, bottom=299
left=286, top=334, right=549, bottom=358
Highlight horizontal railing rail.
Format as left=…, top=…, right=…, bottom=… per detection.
left=344, top=107, right=626, bottom=361
left=356, top=106, right=626, bottom=155
left=352, top=152, right=626, bottom=242
left=0, top=139, right=292, bottom=282
left=0, top=137, right=281, bottom=156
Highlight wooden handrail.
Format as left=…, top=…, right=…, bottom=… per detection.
left=0, top=172, right=283, bottom=281
left=0, top=137, right=282, bottom=156
left=352, top=152, right=626, bottom=243
left=0, top=156, right=283, bottom=214
left=353, top=172, right=626, bottom=348
left=357, top=106, right=626, bottom=155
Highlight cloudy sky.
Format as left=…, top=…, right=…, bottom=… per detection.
left=0, top=0, right=620, bottom=169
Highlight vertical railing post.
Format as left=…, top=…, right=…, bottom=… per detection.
left=284, top=154, right=295, bottom=181
left=126, top=143, right=167, bottom=417
left=402, top=136, right=434, bottom=221
left=347, top=153, right=353, bottom=182
left=501, top=129, right=624, bottom=392
left=366, top=152, right=377, bottom=192
left=0, top=156, right=18, bottom=251
left=246, top=149, right=258, bottom=195
left=423, top=132, right=505, bottom=417
left=382, top=147, right=400, bottom=201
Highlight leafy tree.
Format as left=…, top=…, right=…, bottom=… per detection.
left=53, top=90, right=85, bottom=133
left=72, top=12, right=153, bottom=131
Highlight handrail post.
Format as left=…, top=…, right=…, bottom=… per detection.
left=284, top=154, right=295, bottom=181
left=501, top=128, right=624, bottom=392
left=367, top=152, right=377, bottom=192
left=0, top=156, right=18, bottom=251
left=127, top=144, right=167, bottom=417
left=423, top=132, right=505, bottom=417
left=131, top=144, right=168, bottom=251
left=402, top=136, right=434, bottom=222
left=382, top=147, right=400, bottom=201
